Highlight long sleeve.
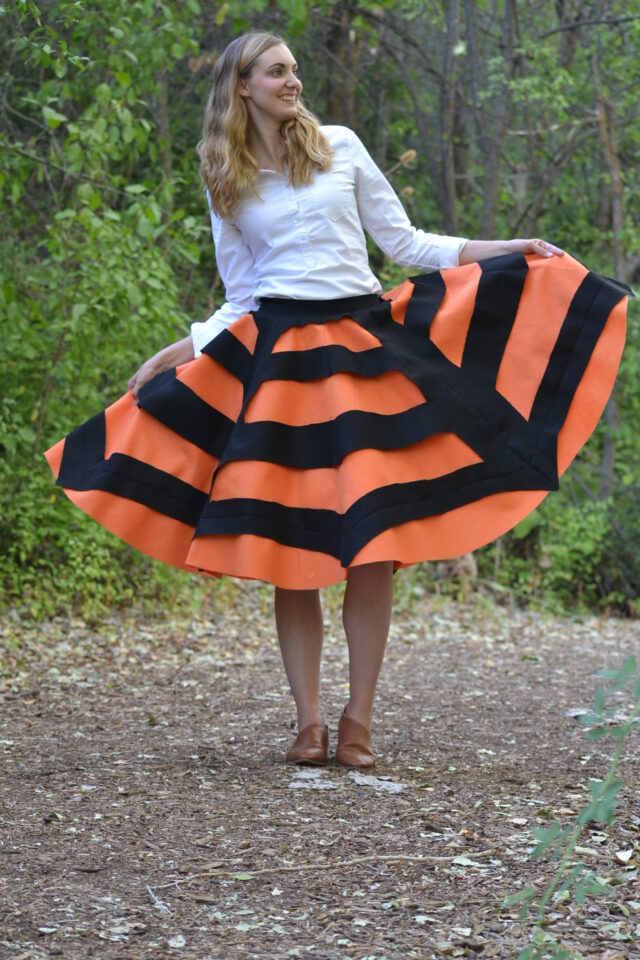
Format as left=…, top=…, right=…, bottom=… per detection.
left=349, top=130, right=467, bottom=271
left=190, top=200, right=258, bottom=357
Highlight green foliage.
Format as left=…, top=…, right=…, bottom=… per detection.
left=502, top=657, right=640, bottom=959
left=1, top=0, right=639, bottom=615
left=0, top=0, right=210, bottom=615
left=478, top=495, right=613, bottom=612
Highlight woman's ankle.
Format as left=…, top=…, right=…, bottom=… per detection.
left=343, top=700, right=373, bottom=730
left=296, top=707, right=324, bottom=730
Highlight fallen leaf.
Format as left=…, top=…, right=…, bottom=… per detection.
left=435, top=942, right=455, bottom=955
left=615, top=849, right=634, bottom=864
left=288, top=778, right=339, bottom=790
left=348, top=771, right=406, bottom=792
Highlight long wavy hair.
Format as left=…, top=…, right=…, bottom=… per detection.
left=197, top=32, right=334, bottom=219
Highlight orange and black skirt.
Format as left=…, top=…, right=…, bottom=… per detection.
left=46, top=252, right=629, bottom=589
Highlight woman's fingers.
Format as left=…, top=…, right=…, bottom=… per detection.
left=514, top=238, right=564, bottom=258
left=531, top=238, right=564, bottom=257
left=128, top=360, right=155, bottom=401
left=508, top=237, right=564, bottom=257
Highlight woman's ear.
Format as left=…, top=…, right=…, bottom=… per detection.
left=238, top=80, right=250, bottom=98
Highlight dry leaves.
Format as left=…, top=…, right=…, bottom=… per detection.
left=1, top=583, right=639, bottom=957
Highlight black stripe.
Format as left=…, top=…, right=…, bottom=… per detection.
left=256, top=292, right=381, bottom=319
left=202, top=327, right=255, bottom=383
left=404, top=271, right=446, bottom=332
left=359, top=298, right=536, bottom=471
left=138, top=369, right=234, bottom=457
left=527, top=273, right=627, bottom=471
left=198, top=499, right=341, bottom=556
left=259, top=345, right=392, bottom=384
left=58, top=451, right=208, bottom=527
left=461, top=253, right=528, bottom=383
left=195, top=448, right=551, bottom=566
left=341, top=463, right=548, bottom=564
left=58, top=411, right=107, bottom=487
left=221, top=403, right=448, bottom=470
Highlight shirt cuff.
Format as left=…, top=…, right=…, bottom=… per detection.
left=190, top=314, right=231, bottom=358
left=436, top=235, right=469, bottom=269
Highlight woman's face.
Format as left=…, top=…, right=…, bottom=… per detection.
left=239, top=43, right=302, bottom=123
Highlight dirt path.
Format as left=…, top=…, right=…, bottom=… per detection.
left=1, top=581, right=639, bottom=959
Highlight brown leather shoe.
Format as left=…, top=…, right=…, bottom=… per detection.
left=335, top=709, right=375, bottom=768
left=286, top=723, right=329, bottom=765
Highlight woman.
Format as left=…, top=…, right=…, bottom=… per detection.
left=47, top=32, right=627, bottom=769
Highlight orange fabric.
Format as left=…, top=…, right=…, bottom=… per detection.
left=430, top=262, right=482, bottom=366
left=382, top=279, right=413, bottom=324
left=352, top=488, right=549, bottom=568
left=244, top=370, right=426, bottom=425
left=186, top=534, right=342, bottom=589
left=104, top=394, right=217, bottom=491
left=64, top=488, right=203, bottom=571
left=211, top=434, right=481, bottom=512
left=556, top=297, right=626, bottom=473
left=175, top=355, right=244, bottom=422
left=45, top=438, right=64, bottom=477
left=496, top=254, right=584, bottom=418
left=273, top=317, right=381, bottom=353
left=228, top=312, right=259, bottom=354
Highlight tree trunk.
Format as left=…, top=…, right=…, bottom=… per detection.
left=594, top=57, right=626, bottom=501
left=325, top=1, right=352, bottom=124
left=479, top=0, right=516, bottom=236
left=439, top=0, right=460, bottom=232
left=156, top=70, right=172, bottom=226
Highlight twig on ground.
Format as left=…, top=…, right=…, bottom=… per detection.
left=146, top=884, right=172, bottom=913
left=155, top=848, right=496, bottom=889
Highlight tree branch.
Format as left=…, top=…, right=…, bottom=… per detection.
left=539, top=16, right=640, bottom=38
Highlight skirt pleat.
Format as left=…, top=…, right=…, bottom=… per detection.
left=45, top=252, right=629, bottom=589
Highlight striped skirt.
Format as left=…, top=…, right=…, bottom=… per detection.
left=45, top=252, right=628, bottom=589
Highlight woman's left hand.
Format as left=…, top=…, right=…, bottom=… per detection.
left=507, top=238, right=564, bottom=258
left=459, top=238, right=564, bottom=265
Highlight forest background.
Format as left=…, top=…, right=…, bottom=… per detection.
left=1, top=0, right=639, bottom=619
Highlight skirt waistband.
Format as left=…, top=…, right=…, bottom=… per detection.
left=255, top=293, right=382, bottom=318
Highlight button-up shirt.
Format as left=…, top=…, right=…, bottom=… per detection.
left=191, top=125, right=468, bottom=356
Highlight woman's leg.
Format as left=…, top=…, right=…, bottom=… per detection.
left=275, top=587, right=324, bottom=730
left=342, top=561, right=394, bottom=729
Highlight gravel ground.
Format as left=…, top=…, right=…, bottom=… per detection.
left=1, top=578, right=639, bottom=959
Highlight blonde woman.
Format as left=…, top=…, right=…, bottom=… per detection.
left=47, top=33, right=627, bottom=768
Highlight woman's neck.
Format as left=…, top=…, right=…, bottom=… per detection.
left=246, top=118, right=286, bottom=173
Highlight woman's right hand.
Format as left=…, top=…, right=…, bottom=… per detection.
left=128, top=336, right=196, bottom=402
left=128, top=354, right=163, bottom=402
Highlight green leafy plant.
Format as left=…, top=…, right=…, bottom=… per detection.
left=502, top=656, right=640, bottom=959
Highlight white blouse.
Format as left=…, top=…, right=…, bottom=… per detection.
left=191, top=125, right=468, bottom=356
